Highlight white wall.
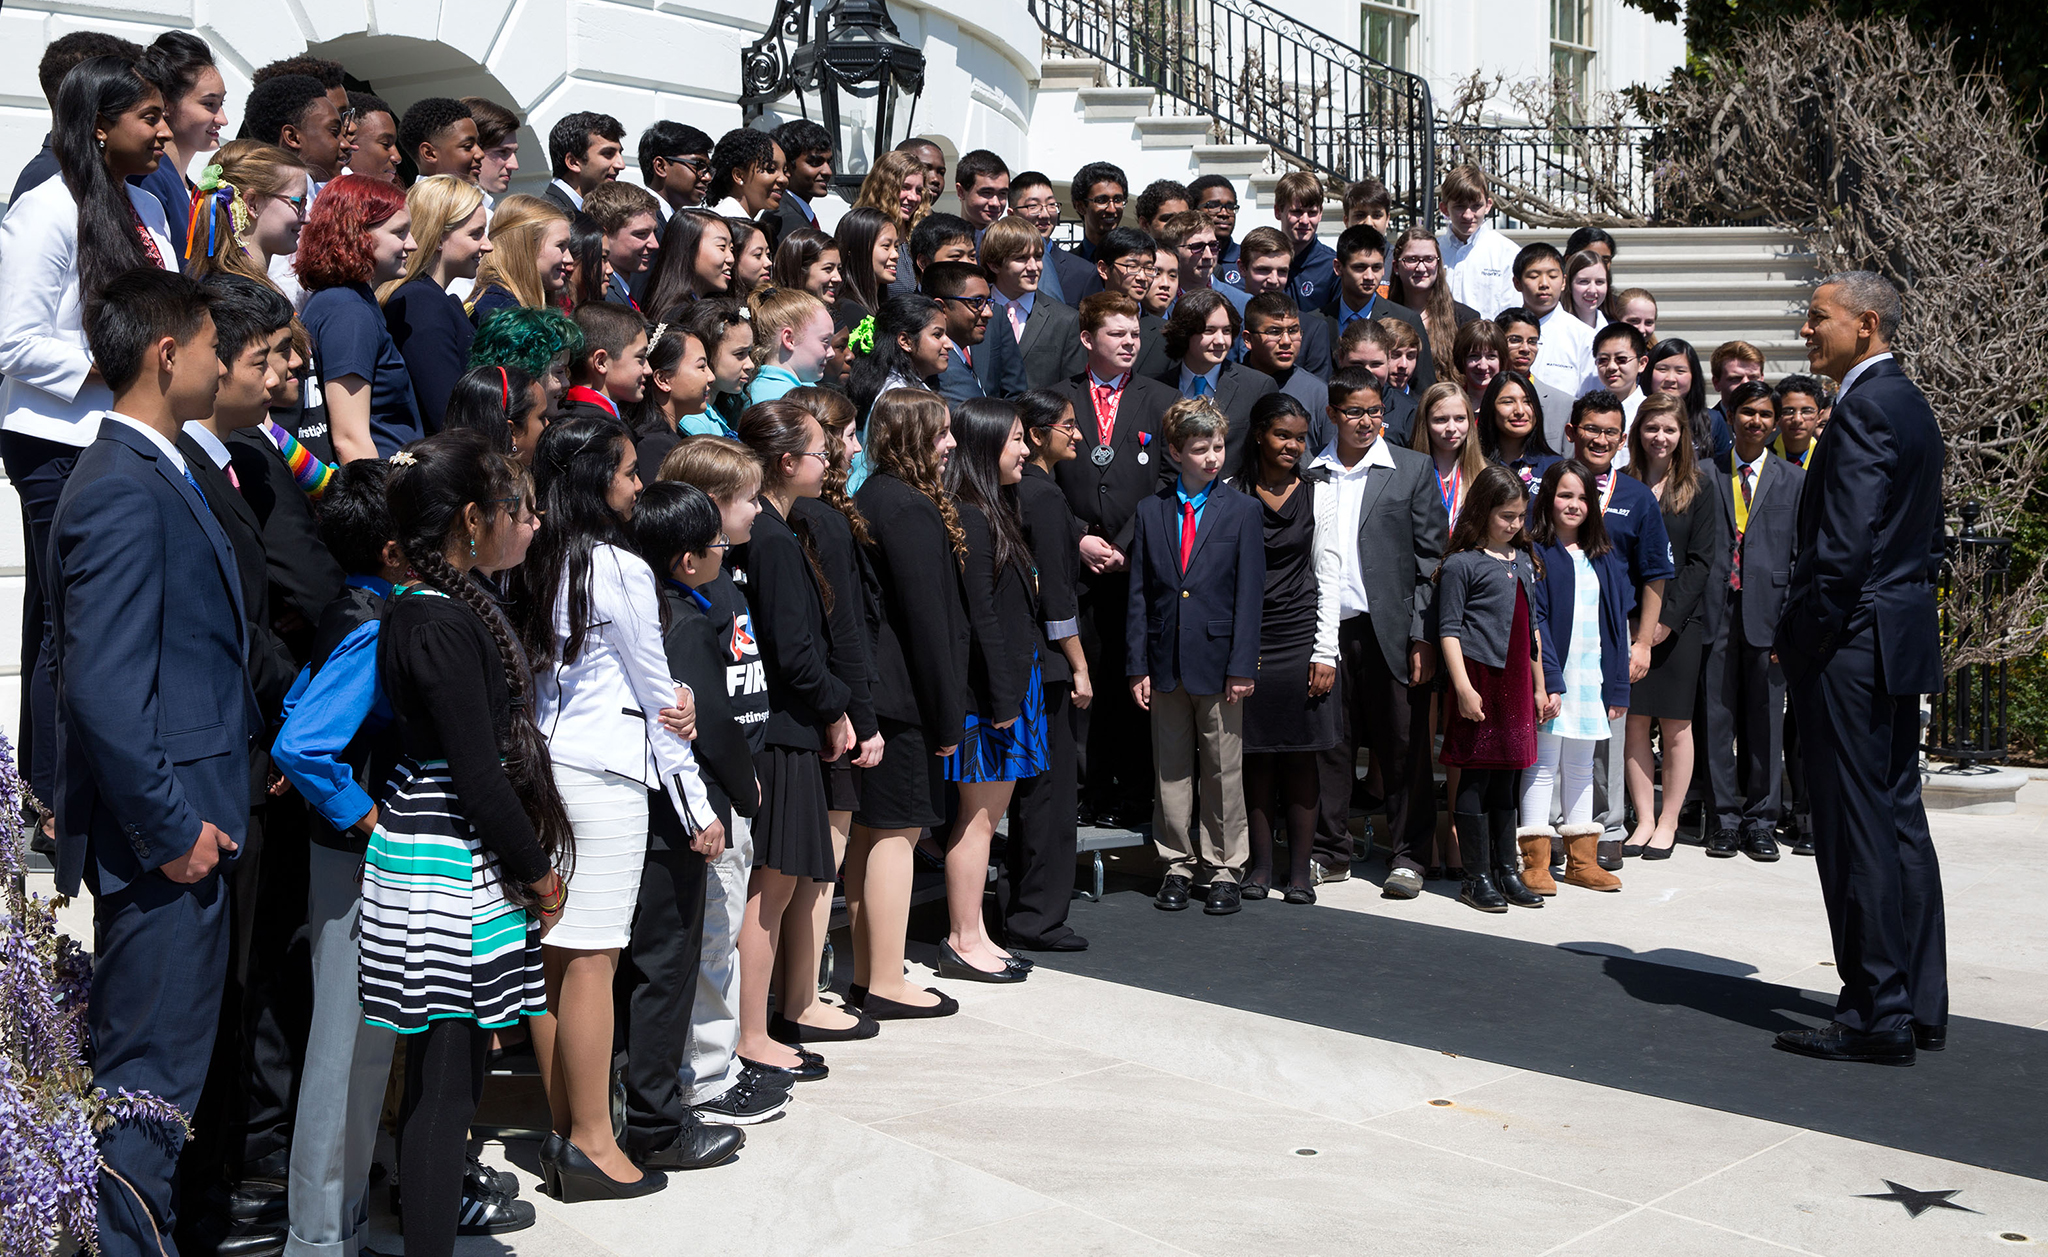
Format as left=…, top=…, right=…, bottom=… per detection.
left=0, top=0, right=1039, bottom=208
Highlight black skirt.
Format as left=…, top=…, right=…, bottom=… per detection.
left=854, top=717, right=945, bottom=830
left=822, top=756, right=862, bottom=813
left=1628, top=624, right=1704, bottom=720
left=751, top=746, right=837, bottom=881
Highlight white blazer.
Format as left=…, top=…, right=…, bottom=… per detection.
left=0, top=177, right=178, bottom=446
left=535, top=544, right=714, bottom=829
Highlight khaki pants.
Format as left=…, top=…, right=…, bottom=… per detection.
left=1150, top=686, right=1248, bottom=882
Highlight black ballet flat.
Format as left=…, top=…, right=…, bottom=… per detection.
left=538, top=1137, right=665, bottom=1203
left=1240, top=878, right=1271, bottom=900
left=769, top=1010, right=879, bottom=1043
left=741, top=1053, right=828, bottom=1082
left=938, top=940, right=1026, bottom=983
left=1282, top=884, right=1317, bottom=905
left=858, top=987, right=959, bottom=1020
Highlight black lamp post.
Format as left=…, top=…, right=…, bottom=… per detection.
left=740, top=0, right=927, bottom=195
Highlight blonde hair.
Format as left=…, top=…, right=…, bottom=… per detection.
left=1623, top=393, right=1700, bottom=514
left=1412, top=380, right=1488, bottom=489
left=658, top=435, right=762, bottom=503
left=1610, top=286, right=1658, bottom=344
left=979, top=215, right=1044, bottom=271
left=745, top=286, right=830, bottom=367
left=378, top=174, right=487, bottom=302
left=472, top=194, right=571, bottom=311
left=854, top=151, right=930, bottom=235
left=185, top=140, right=310, bottom=289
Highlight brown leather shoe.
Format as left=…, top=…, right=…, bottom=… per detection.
left=1560, top=826, right=1621, bottom=891
left=1517, top=829, right=1558, bottom=896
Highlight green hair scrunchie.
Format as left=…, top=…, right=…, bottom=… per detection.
left=848, top=315, right=876, bottom=356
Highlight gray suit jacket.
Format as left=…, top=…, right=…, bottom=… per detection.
left=1534, top=376, right=1575, bottom=454
left=1709, top=450, right=1805, bottom=649
left=1332, top=441, right=1448, bottom=676
left=1012, top=294, right=1088, bottom=392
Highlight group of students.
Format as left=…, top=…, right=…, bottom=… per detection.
left=0, top=25, right=1853, bottom=1257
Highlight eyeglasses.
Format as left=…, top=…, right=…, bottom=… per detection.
left=944, top=294, right=994, bottom=312
left=1182, top=240, right=1220, bottom=254
left=1114, top=259, right=1158, bottom=278
left=1334, top=405, right=1384, bottom=420
left=1198, top=199, right=1239, bottom=213
left=797, top=449, right=833, bottom=462
left=1087, top=194, right=1128, bottom=208
left=1574, top=426, right=1624, bottom=442
left=705, top=534, right=734, bottom=550
left=336, top=107, right=359, bottom=127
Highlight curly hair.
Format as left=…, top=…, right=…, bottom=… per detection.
left=704, top=126, right=778, bottom=208
left=866, top=387, right=966, bottom=567
left=295, top=174, right=409, bottom=290
left=469, top=305, right=584, bottom=379
left=784, top=385, right=870, bottom=545
left=852, top=150, right=928, bottom=235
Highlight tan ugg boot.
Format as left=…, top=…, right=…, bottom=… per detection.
left=1561, top=824, right=1621, bottom=891
left=1517, top=827, right=1558, bottom=896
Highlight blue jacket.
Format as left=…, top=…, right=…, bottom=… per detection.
left=272, top=612, right=391, bottom=836
left=50, top=422, right=253, bottom=895
left=1125, top=481, right=1265, bottom=694
left=1530, top=539, right=1635, bottom=708
left=1600, top=469, right=1678, bottom=612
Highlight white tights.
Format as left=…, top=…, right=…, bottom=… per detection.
left=1520, top=732, right=1598, bottom=831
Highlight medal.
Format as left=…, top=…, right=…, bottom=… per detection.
left=1137, top=451, right=1148, bottom=465
left=1092, top=444, right=1115, bottom=467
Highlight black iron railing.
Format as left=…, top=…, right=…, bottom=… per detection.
left=1928, top=502, right=2012, bottom=768
left=1437, top=122, right=1665, bottom=227
left=1029, top=0, right=1437, bottom=227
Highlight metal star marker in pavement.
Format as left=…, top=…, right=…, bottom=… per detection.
left=1856, top=1181, right=1981, bottom=1218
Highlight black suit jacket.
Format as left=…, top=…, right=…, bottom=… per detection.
left=1016, top=463, right=1084, bottom=684
left=227, top=429, right=348, bottom=664
left=1149, top=360, right=1278, bottom=472
left=1135, top=313, right=1170, bottom=381
left=50, top=424, right=252, bottom=894
left=1011, top=293, right=1087, bottom=391
left=1319, top=295, right=1434, bottom=392
left=1776, top=357, right=1943, bottom=693
left=934, top=328, right=1030, bottom=406
left=1050, top=372, right=1179, bottom=552
left=1045, top=241, right=1102, bottom=305
left=542, top=181, right=579, bottom=215
left=180, top=433, right=299, bottom=725
left=1330, top=441, right=1447, bottom=676
left=854, top=472, right=971, bottom=746
left=1379, top=385, right=1419, bottom=447
left=1709, top=451, right=1805, bottom=649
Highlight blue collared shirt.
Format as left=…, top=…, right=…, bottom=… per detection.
left=1177, top=363, right=1223, bottom=398
left=1334, top=293, right=1379, bottom=330
left=271, top=574, right=396, bottom=833
left=1176, top=476, right=1216, bottom=532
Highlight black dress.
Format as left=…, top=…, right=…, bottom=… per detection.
left=1241, top=476, right=1339, bottom=753
left=1629, top=469, right=1714, bottom=719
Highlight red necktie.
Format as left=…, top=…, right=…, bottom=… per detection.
left=962, top=346, right=973, bottom=369
left=1178, top=500, right=1196, bottom=572
left=1731, top=464, right=1753, bottom=591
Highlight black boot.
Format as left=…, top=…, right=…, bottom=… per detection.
left=1492, top=810, right=1543, bottom=907
left=1455, top=812, right=1506, bottom=913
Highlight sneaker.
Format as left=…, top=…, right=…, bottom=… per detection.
left=693, top=1073, right=791, bottom=1126
left=1381, top=867, right=1423, bottom=899
left=1310, top=860, right=1351, bottom=885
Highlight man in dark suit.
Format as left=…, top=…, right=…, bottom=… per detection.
left=1091, top=227, right=1172, bottom=380
left=772, top=118, right=836, bottom=242
left=53, top=270, right=253, bottom=1257
left=1151, top=287, right=1276, bottom=471
left=1702, top=380, right=1805, bottom=863
left=544, top=110, right=625, bottom=213
left=1125, top=402, right=1265, bottom=915
left=1774, top=272, right=1947, bottom=1067
left=585, top=181, right=660, bottom=312
left=982, top=216, right=1089, bottom=391
left=1305, top=368, right=1446, bottom=897
left=926, top=261, right=1028, bottom=405
left=1319, top=225, right=1432, bottom=392
left=1052, top=293, right=1178, bottom=827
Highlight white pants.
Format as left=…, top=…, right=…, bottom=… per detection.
left=1523, top=732, right=1599, bottom=832
left=683, top=814, right=751, bottom=1104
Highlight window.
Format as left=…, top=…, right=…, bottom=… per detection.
left=1550, top=0, right=1595, bottom=116
left=1361, top=0, right=1417, bottom=72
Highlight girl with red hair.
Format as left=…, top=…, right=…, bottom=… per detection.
left=299, top=173, right=424, bottom=460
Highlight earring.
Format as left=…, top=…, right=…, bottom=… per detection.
left=468, top=534, right=477, bottom=558
left=97, top=139, right=106, bottom=152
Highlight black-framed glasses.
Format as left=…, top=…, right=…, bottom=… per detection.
left=1114, top=259, right=1157, bottom=278
left=1183, top=239, right=1220, bottom=254
left=1334, top=405, right=1384, bottom=420
left=662, top=154, right=710, bottom=175
left=1198, top=199, right=1239, bottom=213
left=943, top=294, right=994, bottom=312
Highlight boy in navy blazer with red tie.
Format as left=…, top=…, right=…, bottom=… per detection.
left=1127, top=397, right=1265, bottom=916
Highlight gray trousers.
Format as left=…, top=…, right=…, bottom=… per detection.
left=1590, top=713, right=1629, bottom=841
left=285, top=843, right=396, bottom=1257
left=683, top=815, right=750, bottom=1104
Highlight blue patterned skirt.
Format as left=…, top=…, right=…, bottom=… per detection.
left=944, top=659, right=1050, bottom=783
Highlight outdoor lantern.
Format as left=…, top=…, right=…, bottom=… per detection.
left=740, top=0, right=928, bottom=193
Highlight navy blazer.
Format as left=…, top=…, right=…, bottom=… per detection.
left=49, top=422, right=252, bottom=895
left=933, top=326, right=1030, bottom=406
left=1045, top=241, right=1102, bottom=304
left=1777, top=357, right=1945, bottom=695
left=1125, top=481, right=1265, bottom=694
left=1530, top=539, right=1634, bottom=708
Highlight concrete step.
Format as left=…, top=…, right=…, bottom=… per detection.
left=1135, top=115, right=1215, bottom=149
left=1077, top=86, right=1156, bottom=122
left=1037, top=57, right=1105, bottom=91
left=1191, top=143, right=1270, bottom=178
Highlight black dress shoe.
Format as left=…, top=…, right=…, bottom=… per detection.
left=1639, top=840, right=1674, bottom=861
left=741, top=1053, right=828, bottom=1082
left=769, top=1009, right=879, bottom=1043
left=1010, top=932, right=1088, bottom=952
left=1703, top=828, right=1741, bottom=857
left=630, top=1118, right=746, bottom=1170
left=1076, top=798, right=1097, bottom=828
left=1791, top=833, right=1816, bottom=856
left=1773, top=1021, right=1915, bottom=1067
left=938, top=940, right=1026, bottom=983
left=1914, top=1022, right=1947, bottom=1052
left=1596, top=838, right=1624, bottom=871
left=213, top=1227, right=289, bottom=1257
left=1155, top=874, right=1192, bottom=911
left=855, top=986, right=960, bottom=1020
left=1204, top=882, right=1241, bottom=915
left=539, top=1137, right=667, bottom=1202
left=1742, top=830, right=1781, bottom=862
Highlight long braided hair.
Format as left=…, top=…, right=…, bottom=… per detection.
left=867, top=387, right=967, bottom=567
left=784, top=386, right=871, bottom=545
left=386, top=431, right=572, bottom=886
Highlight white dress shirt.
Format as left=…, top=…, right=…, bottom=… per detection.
left=1532, top=305, right=1599, bottom=400
left=1604, top=387, right=1645, bottom=470
left=1836, top=350, right=1893, bottom=401
left=1308, top=436, right=1399, bottom=618
left=105, top=412, right=187, bottom=472
left=1437, top=222, right=1521, bottom=321
left=1734, top=443, right=1771, bottom=510
left=549, top=178, right=585, bottom=211
left=535, top=544, right=712, bottom=827
left=0, top=179, right=177, bottom=446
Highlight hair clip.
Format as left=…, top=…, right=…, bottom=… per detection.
left=649, top=321, right=670, bottom=344
left=497, top=365, right=510, bottom=408
left=848, top=315, right=877, bottom=356
left=390, top=450, right=418, bottom=467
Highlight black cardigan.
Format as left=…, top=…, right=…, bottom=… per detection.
left=379, top=590, right=549, bottom=885
left=792, top=497, right=881, bottom=741
left=955, top=499, right=1035, bottom=723
left=1016, top=463, right=1082, bottom=685
left=656, top=582, right=761, bottom=836
left=734, top=498, right=851, bottom=750
left=854, top=471, right=969, bottom=747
